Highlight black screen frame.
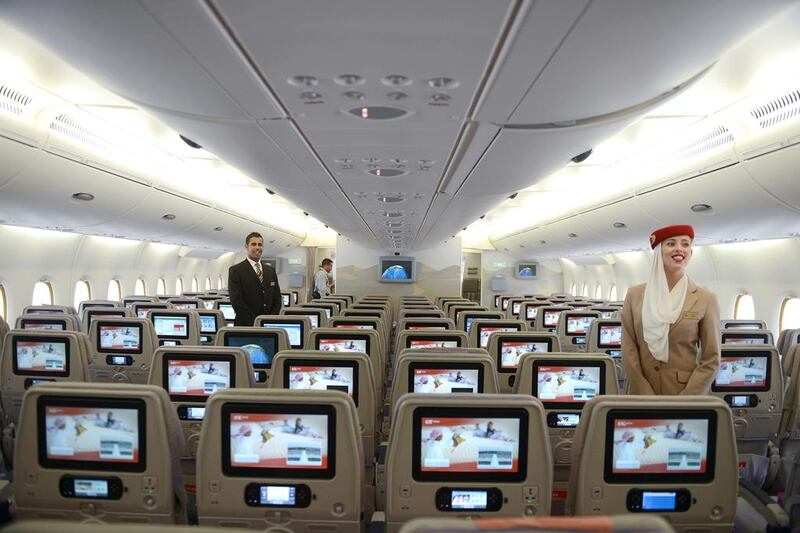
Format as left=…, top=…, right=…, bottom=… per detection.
left=258, top=319, right=306, bottom=349
left=496, top=336, right=554, bottom=373
left=12, top=335, right=71, bottom=377
left=96, top=322, right=145, bottom=355
left=223, top=332, right=279, bottom=369
left=711, top=350, right=772, bottom=393
left=150, top=313, right=190, bottom=340
left=314, top=334, right=371, bottom=355
left=596, top=323, right=623, bottom=348
left=283, top=358, right=360, bottom=406
left=162, top=353, right=236, bottom=402
left=476, top=323, right=522, bottom=348
left=198, top=313, right=219, bottom=334
left=720, top=333, right=770, bottom=345
left=564, top=313, right=598, bottom=336
left=532, top=359, right=606, bottom=409
left=405, top=335, right=463, bottom=349
left=408, top=361, right=485, bottom=394
left=19, top=318, right=67, bottom=331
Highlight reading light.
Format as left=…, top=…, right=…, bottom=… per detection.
left=613, top=222, right=627, bottom=229
left=387, top=91, right=407, bottom=101
left=334, top=74, right=364, bottom=86
left=691, top=203, right=714, bottom=214
left=428, top=77, right=460, bottom=89
left=343, top=91, right=365, bottom=101
left=568, top=233, right=578, bottom=238
left=288, top=75, right=318, bottom=87
left=299, top=91, right=323, bottom=101
left=71, top=192, right=94, bottom=201
left=349, top=105, right=410, bottom=120
left=382, top=74, right=412, bottom=86
left=214, top=226, right=223, bottom=232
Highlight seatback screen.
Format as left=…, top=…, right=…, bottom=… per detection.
left=333, top=324, right=374, bottom=330
left=99, top=325, right=142, bottom=353
left=199, top=315, right=218, bottom=334
left=287, top=363, right=357, bottom=404
left=287, top=313, right=319, bottom=328
left=712, top=352, right=770, bottom=392
left=408, top=339, right=459, bottom=349
left=411, top=368, right=481, bottom=394
left=218, top=304, right=236, bottom=321
left=498, top=340, right=551, bottom=371
left=566, top=315, right=595, bottom=335
left=165, top=358, right=233, bottom=399
left=317, top=338, right=367, bottom=353
left=225, top=334, right=277, bottom=369
left=543, top=311, right=562, bottom=327
left=598, top=324, right=622, bottom=347
left=478, top=326, right=520, bottom=348
left=721, top=334, right=768, bottom=345
left=262, top=323, right=303, bottom=348
left=153, top=315, right=189, bottom=339
left=21, top=321, right=65, bottom=331
left=13, top=338, right=70, bottom=376
left=534, top=364, right=603, bottom=406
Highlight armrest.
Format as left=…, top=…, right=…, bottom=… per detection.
left=739, top=478, right=790, bottom=531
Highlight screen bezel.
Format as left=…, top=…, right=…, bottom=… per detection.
left=476, top=323, right=522, bottom=348
left=412, top=406, right=529, bottom=482
left=408, top=362, right=485, bottom=394
left=514, top=263, right=538, bottom=280
left=405, top=321, right=450, bottom=330
left=282, top=358, right=360, bottom=406
left=151, top=313, right=190, bottom=340
left=496, top=336, right=554, bottom=373
left=37, top=395, right=147, bottom=473
left=711, top=350, right=771, bottom=393
left=596, top=323, right=623, bottom=348
left=378, top=256, right=416, bottom=283
left=198, top=313, right=219, bottom=334
left=532, top=359, right=606, bottom=409
left=332, top=321, right=376, bottom=331
left=314, top=334, right=371, bottom=355
left=462, top=313, right=500, bottom=333
left=19, top=318, right=68, bottom=331
left=564, top=313, right=597, bottom=336
left=223, top=332, right=279, bottom=369
left=723, top=322, right=764, bottom=330
left=720, top=333, right=770, bottom=345
left=284, top=311, right=323, bottom=328
left=603, top=409, right=718, bottom=484
left=405, top=335, right=463, bottom=349
left=259, top=319, right=306, bottom=349
left=86, top=309, right=128, bottom=323
left=162, top=353, right=236, bottom=402
left=221, top=402, right=336, bottom=479
left=12, top=335, right=71, bottom=377
left=96, top=322, right=145, bottom=355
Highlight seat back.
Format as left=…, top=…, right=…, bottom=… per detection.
left=329, top=316, right=388, bottom=361
left=777, top=328, right=794, bottom=356
left=720, top=319, right=768, bottom=330
left=720, top=328, right=774, bottom=346
left=468, top=319, right=528, bottom=349
left=399, top=309, right=446, bottom=320
left=711, top=346, right=782, bottom=454
left=197, top=309, right=226, bottom=345
left=505, top=298, right=529, bottom=320
left=215, top=327, right=289, bottom=386
left=308, top=328, right=384, bottom=403
left=148, top=309, right=202, bottom=347
left=519, top=300, right=551, bottom=329
left=14, top=382, right=187, bottom=524
left=590, top=306, right=620, bottom=319
left=566, top=395, right=737, bottom=532
left=22, top=305, right=78, bottom=316
left=398, top=515, right=676, bottom=532
left=148, top=346, right=255, bottom=458
left=255, top=314, right=313, bottom=349
left=280, top=291, right=293, bottom=308
left=587, top=319, right=625, bottom=391
left=81, top=307, right=131, bottom=333
left=449, top=304, right=486, bottom=324
left=122, top=296, right=159, bottom=307
left=533, top=305, right=573, bottom=333
left=1, top=330, right=91, bottom=424
left=16, top=314, right=80, bottom=332
left=282, top=306, right=329, bottom=329
left=395, top=330, right=469, bottom=365
left=487, top=331, right=562, bottom=392
left=456, top=311, right=504, bottom=336
left=78, top=300, right=120, bottom=315
left=556, top=311, right=602, bottom=353
left=302, top=301, right=339, bottom=320
left=196, top=389, right=363, bottom=529
left=132, top=302, right=171, bottom=319
left=321, top=296, right=351, bottom=310
left=88, top=318, right=159, bottom=384
left=167, top=298, right=203, bottom=310
left=212, top=300, right=236, bottom=326
left=269, top=350, right=377, bottom=466
left=385, top=394, right=552, bottom=531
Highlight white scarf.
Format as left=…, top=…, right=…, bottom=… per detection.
left=642, top=244, right=688, bottom=362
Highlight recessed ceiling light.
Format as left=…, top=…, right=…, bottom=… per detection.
left=162, top=214, right=176, bottom=220
left=386, top=222, right=403, bottom=228
left=429, top=93, right=451, bottom=104
left=691, top=203, right=715, bottom=214
left=568, top=233, right=578, bottom=238
left=214, top=226, right=224, bottom=232
left=334, top=74, right=365, bottom=86
left=71, top=192, right=94, bottom=201
left=382, top=74, right=412, bottom=86
left=428, top=77, right=459, bottom=89
left=613, top=222, right=627, bottom=229
left=382, top=211, right=404, bottom=218
left=540, top=240, right=547, bottom=244
left=376, top=194, right=405, bottom=203
left=288, top=75, right=318, bottom=87
left=348, top=105, right=410, bottom=120
left=367, top=168, right=406, bottom=178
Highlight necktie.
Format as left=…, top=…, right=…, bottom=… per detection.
left=255, top=262, right=264, bottom=285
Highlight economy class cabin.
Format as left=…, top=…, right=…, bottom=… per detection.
left=0, top=1, right=800, bottom=532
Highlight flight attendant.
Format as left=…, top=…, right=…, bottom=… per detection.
left=621, top=225, right=720, bottom=395
left=228, top=232, right=282, bottom=326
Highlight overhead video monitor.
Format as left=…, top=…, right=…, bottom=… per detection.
left=378, top=256, right=416, bottom=283
left=284, top=311, right=319, bottom=329
left=97, top=323, right=143, bottom=354
left=598, top=324, right=623, bottom=348
left=543, top=310, right=563, bottom=328
left=261, top=322, right=304, bottom=349
left=13, top=336, right=70, bottom=377
left=222, top=403, right=335, bottom=479
left=163, top=355, right=234, bottom=401
left=20, top=319, right=66, bottom=331
left=721, top=333, right=769, bottom=345
left=316, top=337, right=368, bottom=354
left=199, top=314, right=219, bottom=334
left=152, top=314, right=189, bottom=339
left=514, top=263, right=538, bottom=280
left=477, top=324, right=521, bottom=349
left=605, top=410, right=717, bottom=484
left=407, top=336, right=461, bottom=349
left=712, top=351, right=770, bottom=392
left=413, top=407, right=528, bottom=482
left=217, top=303, right=236, bottom=321
left=285, top=359, right=358, bottom=405
left=533, top=361, right=605, bottom=408
left=224, top=333, right=277, bottom=369
left=497, top=337, right=553, bottom=372
left=38, top=396, right=146, bottom=472
left=409, top=362, right=484, bottom=394
left=566, top=314, right=596, bottom=335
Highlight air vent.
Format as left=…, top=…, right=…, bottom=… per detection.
left=49, top=113, right=110, bottom=151
left=0, top=84, right=33, bottom=116
left=749, top=89, right=800, bottom=129
left=665, top=125, right=733, bottom=163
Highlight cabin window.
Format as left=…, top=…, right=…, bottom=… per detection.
left=176, top=277, right=184, bottom=295
left=73, top=280, right=92, bottom=310
left=191, top=277, right=199, bottom=292
left=582, top=283, right=589, bottom=298
left=569, top=282, right=576, bottom=296
left=205, top=277, right=212, bottom=291
left=733, top=294, right=755, bottom=320
left=780, top=297, right=800, bottom=332
left=218, top=276, right=224, bottom=290
left=32, top=281, right=54, bottom=306
left=135, top=279, right=146, bottom=296
left=0, top=284, right=7, bottom=321
left=594, top=284, right=603, bottom=299
left=157, top=278, right=166, bottom=296
left=609, top=285, right=618, bottom=301
left=107, top=279, right=122, bottom=302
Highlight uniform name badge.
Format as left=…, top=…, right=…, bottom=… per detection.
left=682, top=311, right=700, bottom=320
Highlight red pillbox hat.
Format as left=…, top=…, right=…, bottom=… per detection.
left=649, top=224, right=694, bottom=249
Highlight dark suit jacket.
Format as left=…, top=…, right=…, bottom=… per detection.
left=228, top=259, right=282, bottom=326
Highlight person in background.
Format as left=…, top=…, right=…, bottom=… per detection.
left=228, top=232, right=282, bottom=326
left=622, top=225, right=720, bottom=395
left=313, top=258, right=334, bottom=299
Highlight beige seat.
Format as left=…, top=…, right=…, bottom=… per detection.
left=398, top=309, right=446, bottom=320
left=81, top=307, right=131, bottom=334
left=396, top=317, right=454, bottom=333
left=197, top=309, right=225, bottom=345
left=308, top=328, right=384, bottom=405
left=132, top=302, right=171, bottom=320
left=449, top=304, right=486, bottom=325
left=147, top=309, right=202, bottom=347
left=720, top=328, right=774, bottom=346
left=198, top=296, right=223, bottom=310
left=468, top=319, right=528, bottom=349
left=0, top=317, right=8, bottom=354
left=486, top=331, right=562, bottom=392
left=88, top=318, right=159, bottom=384
left=384, top=394, right=552, bottom=531
left=590, top=306, right=620, bottom=319
left=721, top=319, right=768, bottom=330
left=533, top=305, right=573, bottom=333
left=167, top=298, right=203, bottom=310
left=302, top=301, right=339, bottom=320
left=455, top=310, right=504, bottom=336
left=122, top=296, right=159, bottom=309
left=566, top=395, right=737, bottom=532
left=329, top=316, right=388, bottom=363
left=1, top=520, right=236, bottom=533
left=436, top=296, right=466, bottom=308
left=505, top=298, right=530, bottom=320
left=16, top=314, right=80, bottom=332
left=14, top=382, right=187, bottom=524
left=398, top=515, right=676, bottom=532
left=513, top=353, right=618, bottom=508
left=78, top=300, right=120, bottom=315
left=215, top=327, right=289, bottom=386
left=147, top=345, right=255, bottom=477
left=197, top=389, right=364, bottom=530
left=350, top=304, right=392, bottom=326
left=22, top=305, right=78, bottom=316
left=256, top=314, right=313, bottom=349
left=711, top=345, right=782, bottom=487
left=777, top=328, right=794, bottom=356
left=282, top=306, right=329, bottom=329
left=395, top=330, right=469, bottom=366
left=587, top=319, right=625, bottom=392
left=555, top=310, right=601, bottom=353
left=520, top=300, right=551, bottom=329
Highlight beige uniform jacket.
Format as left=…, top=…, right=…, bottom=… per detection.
left=621, top=280, right=720, bottom=395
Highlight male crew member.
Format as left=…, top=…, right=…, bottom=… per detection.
left=313, top=258, right=334, bottom=299
left=228, top=232, right=281, bottom=326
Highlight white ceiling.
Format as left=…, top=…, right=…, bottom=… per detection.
left=0, top=0, right=797, bottom=254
